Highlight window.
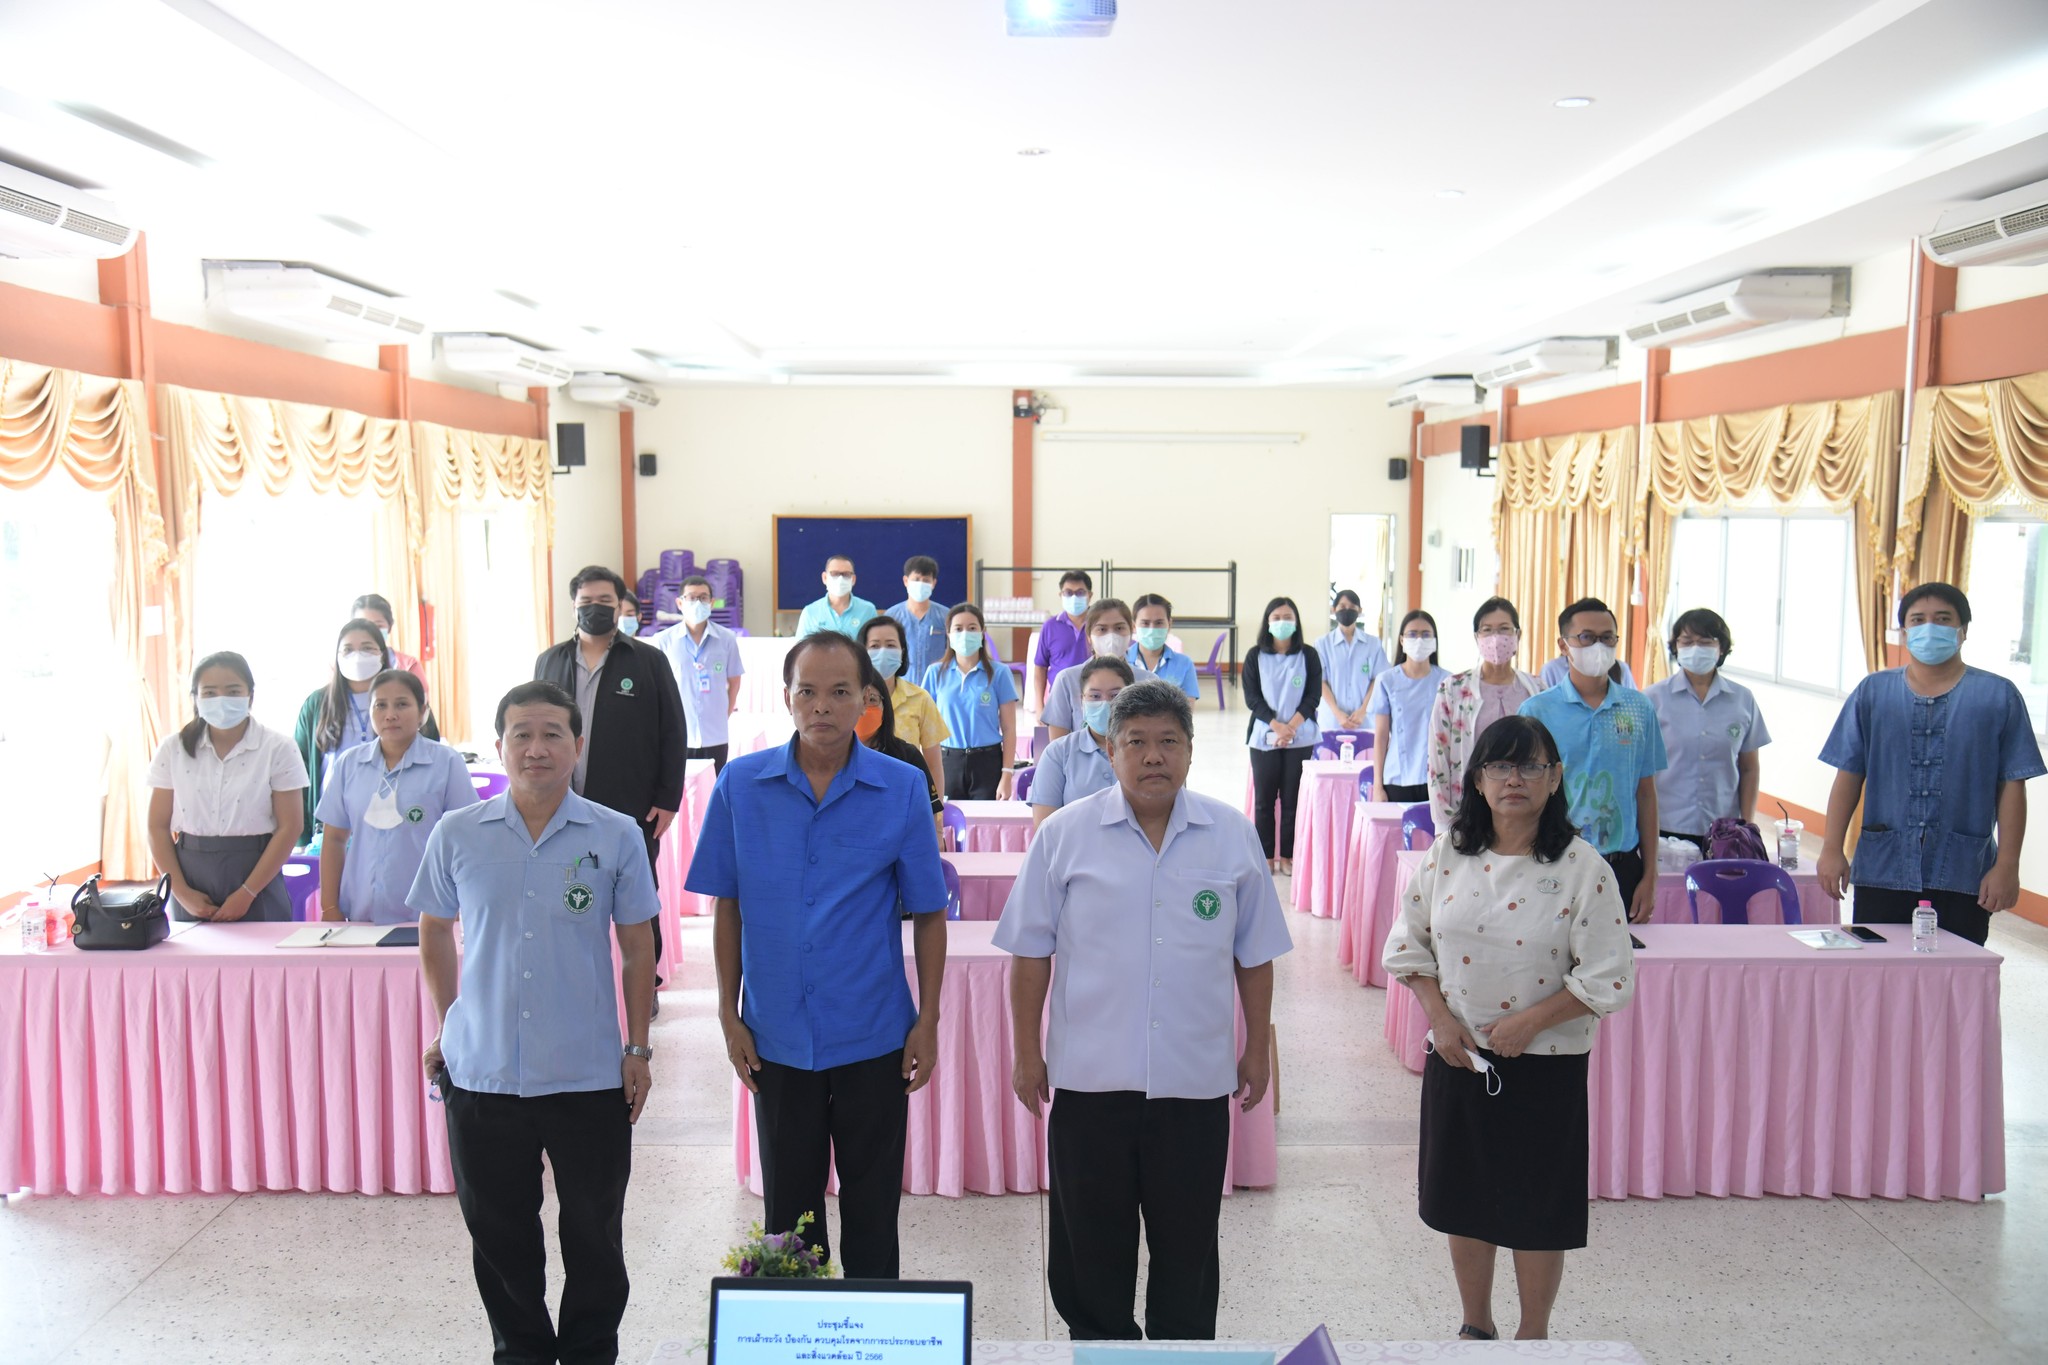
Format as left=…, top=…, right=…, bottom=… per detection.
left=458, top=507, right=541, bottom=745
left=1666, top=511, right=1863, bottom=695
left=191, top=485, right=376, bottom=734
left=1966, top=517, right=2048, bottom=738
left=0, top=481, right=123, bottom=887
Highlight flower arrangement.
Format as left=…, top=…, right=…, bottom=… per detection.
left=721, top=1211, right=835, bottom=1279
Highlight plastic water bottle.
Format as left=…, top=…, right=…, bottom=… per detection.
left=1777, top=818, right=1802, bottom=870
left=1339, top=738, right=1356, bottom=763
left=1912, top=900, right=1938, bottom=953
left=19, top=895, right=49, bottom=954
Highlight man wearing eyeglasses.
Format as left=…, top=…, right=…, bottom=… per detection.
left=1519, top=598, right=1668, bottom=923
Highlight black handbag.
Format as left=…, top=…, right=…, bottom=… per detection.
left=69, top=874, right=172, bottom=950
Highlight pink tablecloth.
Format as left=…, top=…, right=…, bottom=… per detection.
left=1290, top=760, right=1370, bottom=915
left=952, top=800, right=1035, bottom=852
left=1384, top=919, right=2005, bottom=1201
left=653, top=759, right=722, bottom=974
left=730, top=922, right=1277, bottom=1198
left=944, top=851, right=1024, bottom=921
left=1335, top=803, right=1409, bottom=983
left=0, top=923, right=450, bottom=1196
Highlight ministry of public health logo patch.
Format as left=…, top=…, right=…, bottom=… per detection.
left=619, top=677, right=635, bottom=693
left=565, top=883, right=595, bottom=913
left=1193, top=890, right=1222, bottom=921
left=405, top=806, right=425, bottom=824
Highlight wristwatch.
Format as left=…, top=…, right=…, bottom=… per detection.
left=622, top=1043, right=653, bottom=1059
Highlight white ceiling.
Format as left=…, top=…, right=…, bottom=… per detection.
left=3, top=0, right=2048, bottom=386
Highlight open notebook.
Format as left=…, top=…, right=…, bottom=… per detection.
left=277, top=924, right=419, bottom=948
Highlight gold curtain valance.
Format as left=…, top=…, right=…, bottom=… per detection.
left=1493, top=424, right=1636, bottom=515
left=413, top=419, right=554, bottom=510
left=1896, top=369, right=2048, bottom=593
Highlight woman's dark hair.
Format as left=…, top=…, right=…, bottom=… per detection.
left=351, top=592, right=395, bottom=626
left=1331, top=588, right=1362, bottom=612
left=369, top=668, right=427, bottom=713
left=1668, top=607, right=1733, bottom=665
left=316, top=619, right=391, bottom=753
left=495, top=680, right=582, bottom=738
left=1082, top=598, right=1133, bottom=634
left=1472, top=596, right=1520, bottom=632
left=1448, top=715, right=1577, bottom=863
left=181, top=651, right=255, bottom=756
left=1898, top=580, right=1971, bottom=627
left=938, top=602, right=995, bottom=678
left=1254, top=596, right=1303, bottom=653
left=857, top=614, right=906, bottom=651
left=1078, top=656, right=1136, bottom=690
left=861, top=660, right=900, bottom=748
left=1392, top=609, right=1440, bottom=666
left=1131, top=592, right=1173, bottom=620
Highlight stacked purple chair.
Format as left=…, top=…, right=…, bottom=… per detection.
left=703, top=557, right=744, bottom=629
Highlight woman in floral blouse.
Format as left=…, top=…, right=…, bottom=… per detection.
left=1425, top=597, right=1543, bottom=832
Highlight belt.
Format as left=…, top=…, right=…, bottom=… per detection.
left=945, top=744, right=1003, bottom=755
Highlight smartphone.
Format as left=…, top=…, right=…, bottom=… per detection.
left=1845, top=925, right=1886, bottom=943
left=1629, top=934, right=1647, bottom=951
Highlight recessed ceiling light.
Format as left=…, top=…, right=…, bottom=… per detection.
left=1554, top=96, right=1595, bottom=109
left=1017, top=147, right=1051, bottom=157
left=1436, top=189, right=1465, bottom=200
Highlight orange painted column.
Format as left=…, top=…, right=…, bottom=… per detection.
left=1010, top=390, right=1035, bottom=659
left=1407, top=411, right=1425, bottom=612
left=619, top=409, right=638, bottom=585
left=530, top=386, right=556, bottom=638
left=1629, top=350, right=1670, bottom=678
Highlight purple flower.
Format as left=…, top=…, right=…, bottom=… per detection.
left=764, top=1233, right=785, bottom=1251
left=739, top=1258, right=758, bottom=1276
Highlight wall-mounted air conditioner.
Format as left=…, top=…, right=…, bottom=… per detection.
left=1006, top=0, right=1116, bottom=38
left=0, top=160, right=138, bottom=259
left=204, top=261, right=427, bottom=343
left=1475, top=337, right=1616, bottom=390
left=1385, top=375, right=1481, bottom=410
left=436, top=334, right=575, bottom=387
left=567, top=373, right=661, bottom=410
left=1925, top=177, right=2048, bottom=268
left=1625, top=271, right=1848, bottom=348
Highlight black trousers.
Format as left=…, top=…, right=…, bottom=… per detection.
left=752, top=1049, right=908, bottom=1278
left=1854, top=883, right=1991, bottom=946
left=445, top=1085, right=633, bottom=1365
left=941, top=745, right=1003, bottom=801
left=1382, top=781, right=1429, bottom=805
left=1046, top=1088, right=1231, bottom=1341
left=688, top=744, right=730, bottom=773
left=1249, top=746, right=1309, bottom=859
left=1603, top=846, right=1646, bottom=908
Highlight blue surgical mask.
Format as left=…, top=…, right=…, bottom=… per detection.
left=950, top=630, right=983, bottom=657
left=1675, top=644, right=1719, bottom=675
left=1906, top=622, right=1960, bottom=665
left=906, top=581, right=935, bottom=603
left=1135, top=627, right=1169, bottom=651
left=681, top=599, right=713, bottom=627
left=1061, top=594, right=1089, bottom=617
left=618, top=615, right=640, bottom=637
left=1082, top=699, right=1114, bottom=734
left=868, top=647, right=903, bottom=679
left=1270, top=619, right=1297, bottom=640
left=196, top=695, right=250, bottom=729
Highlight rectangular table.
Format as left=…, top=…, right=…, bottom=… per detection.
left=951, top=799, right=1035, bottom=852
left=1382, top=913, right=2005, bottom=1201
left=944, top=851, right=1025, bottom=921
left=729, top=921, right=1277, bottom=1198
left=1289, top=760, right=1371, bottom=916
left=651, top=1340, right=1649, bottom=1364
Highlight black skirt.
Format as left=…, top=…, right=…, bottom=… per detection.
left=1417, top=1046, right=1590, bottom=1251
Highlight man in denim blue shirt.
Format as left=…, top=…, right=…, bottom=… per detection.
left=688, top=630, right=950, bottom=1277
left=1818, top=583, right=2042, bottom=945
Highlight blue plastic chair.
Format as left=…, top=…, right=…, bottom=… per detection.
left=469, top=770, right=510, bottom=800
left=1401, top=803, right=1436, bottom=850
left=1014, top=766, right=1036, bottom=804
left=1685, top=858, right=1802, bottom=925
left=1195, top=635, right=1229, bottom=710
left=1354, top=765, right=1376, bottom=802
left=280, top=855, right=320, bottom=921
left=941, top=860, right=963, bottom=920
left=1315, top=728, right=1371, bottom=760
left=941, top=802, right=967, bottom=851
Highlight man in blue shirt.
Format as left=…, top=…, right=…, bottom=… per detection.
left=794, top=554, right=877, bottom=638
left=1519, top=597, right=1668, bottom=923
left=688, top=631, right=950, bottom=1277
left=883, top=554, right=952, bottom=684
left=1818, top=582, right=2043, bottom=945
left=410, top=680, right=659, bottom=1365
left=658, top=575, right=745, bottom=771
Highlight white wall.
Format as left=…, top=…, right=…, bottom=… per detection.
left=1955, top=259, right=2048, bottom=312
left=547, top=395, right=624, bottom=624
left=1416, top=455, right=1502, bottom=672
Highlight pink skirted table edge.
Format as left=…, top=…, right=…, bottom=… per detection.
left=943, top=851, right=1025, bottom=921
left=1381, top=914, right=2004, bottom=1202
left=951, top=800, right=1036, bottom=853
left=729, top=922, right=1277, bottom=1198
left=1335, top=804, right=1409, bottom=984
left=1289, top=760, right=1370, bottom=916
left=652, top=1340, right=1651, bottom=1363
left=652, top=759, right=722, bottom=972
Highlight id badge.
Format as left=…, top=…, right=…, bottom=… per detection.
left=696, top=668, right=713, bottom=694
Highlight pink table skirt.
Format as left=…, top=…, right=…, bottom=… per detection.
left=652, top=760, right=722, bottom=971
left=951, top=800, right=1035, bottom=853
left=1336, top=804, right=1408, bottom=984
left=1290, top=761, right=1370, bottom=916
left=1384, top=920, right=2005, bottom=1201
left=1651, top=864, right=1839, bottom=925
left=730, top=922, right=1277, bottom=1198
left=944, top=852, right=1024, bottom=921
left=0, top=924, right=451, bottom=1197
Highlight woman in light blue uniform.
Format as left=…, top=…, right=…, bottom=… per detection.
left=1128, top=594, right=1202, bottom=700
left=1030, top=656, right=1131, bottom=828
left=1243, top=596, right=1324, bottom=874
left=1369, top=609, right=1452, bottom=806
left=920, top=602, right=1020, bottom=800
left=314, top=670, right=479, bottom=922
left=1315, top=588, right=1390, bottom=732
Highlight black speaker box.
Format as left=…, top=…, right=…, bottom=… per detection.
left=638, top=452, right=657, bottom=477
left=1460, top=424, right=1491, bottom=470
left=1387, top=458, right=1408, bottom=481
left=555, top=421, right=586, bottom=468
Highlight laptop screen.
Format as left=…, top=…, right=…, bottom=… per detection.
left=709, top=1279, right=972, bottom=1365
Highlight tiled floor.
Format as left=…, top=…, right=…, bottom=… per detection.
left=5, top=704, right=2045, bottom=1363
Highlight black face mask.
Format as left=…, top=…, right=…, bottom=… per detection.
left=1333, top=608, right=1361, bottom=627
left=577, top=604, right=618, bottom=637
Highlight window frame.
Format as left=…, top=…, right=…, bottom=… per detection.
left=1671, top=507, right=1861, bottom=700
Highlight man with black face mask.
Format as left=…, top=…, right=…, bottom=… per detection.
left=536, top=566, right=689, bottom=989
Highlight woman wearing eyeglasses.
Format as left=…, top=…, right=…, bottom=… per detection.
left=1426, top=598, right=1545, bottom=832
left=1384, top=714, right=1635, bottom=1345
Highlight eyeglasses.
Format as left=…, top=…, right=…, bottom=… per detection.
left=1475, top=625, right=1520, bottom=637
left=1565, top=631, right=1620, bottom=647
left=1480, top=761, right=1556, bottom=781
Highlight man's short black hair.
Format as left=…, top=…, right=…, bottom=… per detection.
left=681, top=574, right=711, bottom=593
left=782, top=629, right=869, bottom=687
left=569, top=565, right=627, bottom=599
left=496, top=680, right=582, bottom=739
left=903, top=555, right=939, bottom=579
left=825, top=554, right=856, bottom=572
left=1898, top=581, right=1971, bottom=628
left=1058, top=570, right=1093, bottom=593
left=1557, top=596, right=1615, bottom=635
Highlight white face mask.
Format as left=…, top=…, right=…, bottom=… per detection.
left=362, top=778, right=404, bottom=830
left=1404, top=635, right=1436, bottom=658
left=338, top=650, right=382, bottom=682
left=196, top=695, right=250, bottom=729
left=1093, top=631, right=1131, bottom=658
left=1568, top=641, right=1618, bottom=678
left=1675, top=644, right=1719, bottom=675
left=826, top=574, right=854, bottom=598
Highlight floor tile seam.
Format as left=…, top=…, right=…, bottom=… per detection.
left=43, top=1191, right=246, bottom=1363
left=1831, top=1194, right=2015, bottom=1344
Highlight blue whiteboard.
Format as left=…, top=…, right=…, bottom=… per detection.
left=773, top=516, right=973, bottom=612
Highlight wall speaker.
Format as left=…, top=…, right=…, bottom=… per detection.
left=555, top=421, right=587, bottom=468
left=1387, top=457, right=1408, bottom=481
left=638, top=452, right=657, bottom=477
left=1459, top=424, right=1491, bottom=470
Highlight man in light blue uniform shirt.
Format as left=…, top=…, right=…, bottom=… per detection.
left=690, top=632, right=949, bottom=1278
left=794, top=554, right=877, bottom=638
left=1519, top=597, right=1667, bottom=923
left=1645, top=607, right=1770, bottom=844
left=659, top=574, right=746, bottom=771
left=998, top=679, right=1291, bottom=1341
left=410, top=680, right=658, bottom=1365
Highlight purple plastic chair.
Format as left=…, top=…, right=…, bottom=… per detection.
left=1014, top=766, right=1036, bottom=803
left=941, top=860, right=963, bottom=920
left=1315, top=728, right=1371, bottom=760
left=280, top=855, right=320, bottom=921
left=1195, top=635, right=1229, bottom=710
left=1354, top=765, right=1377, bottom=802
left=1401, top=803, right=1435, bottom=850
left=941, top=802, right=967, bottom=852
left=1685, top=858, right=1802, bottom=925
left=469, top=770, right=510, bottom=800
